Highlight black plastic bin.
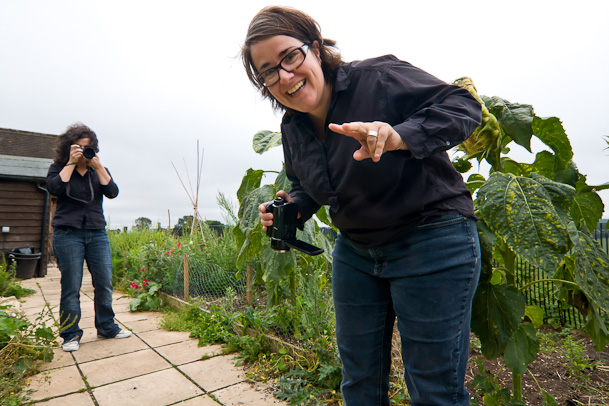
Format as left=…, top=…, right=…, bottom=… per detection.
left=8, top=247, right=41, bottom=279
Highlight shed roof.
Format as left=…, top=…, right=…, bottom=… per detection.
left=0, top=154, right=52, bottom=181
left=0, top=127, right=57, bottom=159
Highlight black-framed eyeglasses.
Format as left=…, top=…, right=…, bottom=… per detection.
left=256, top=44, right=310, bottom=87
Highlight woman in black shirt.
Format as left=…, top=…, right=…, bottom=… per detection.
left=242, top=7, right=482, bottom=406
left=47, top=123, right=131, bottom=352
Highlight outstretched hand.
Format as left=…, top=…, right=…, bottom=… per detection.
left=328, top=121, right=406, bottom=162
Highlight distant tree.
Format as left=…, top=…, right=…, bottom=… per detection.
left=204, top=220, right=225, bottom=236
left=134, top=217, right=152, bottom=231
left=173, top=215, right=193, bottom=236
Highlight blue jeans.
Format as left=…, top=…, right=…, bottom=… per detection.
left=332, top=214, right=481, bottom=406
left=53, top=226, right=120, bottom=342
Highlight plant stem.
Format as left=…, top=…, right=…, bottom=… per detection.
left=513, top=373, right=523, bottom=401
left=519, top=278, right=579, bottom=292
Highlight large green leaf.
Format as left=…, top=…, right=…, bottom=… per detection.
left=236, top=169, right=264, bottom=204
left=471, top=281, right=525, bottom=360
left=482, top=96, right=534, bottom=152
left=584, top=301, right=609, bottom=352
left=260, top=245, right=296, bottom=285
left=532, top=116, right=573, bottom=171
left=235, top=185, right=274, bottom=267
left=477, top=172, right=572, bottom=271
left=315, top=205, right=337, bottom=231
left=529, top=173, right=574, bottom=221
left=503, top=323, right=539, bottom=374
left=466, top=173, right=486, bottom=195
left=566, top=222, right=609, bottom=313
left=274, top=166, right=291, bottom=194
left=253, top=130, right=282, bottom=154
left=571, top=190, right=605, bottom=233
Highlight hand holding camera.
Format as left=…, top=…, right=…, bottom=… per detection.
left=264, top=196, right=323, bottom=256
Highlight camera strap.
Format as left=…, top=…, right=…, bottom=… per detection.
left=66, top=170, right=94, bottom=204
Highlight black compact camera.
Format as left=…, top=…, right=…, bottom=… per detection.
left=81, top=146, right=96, bottom=159
left=265, top=198, right=324, bottom=256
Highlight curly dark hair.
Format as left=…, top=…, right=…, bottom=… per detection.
left=241, top=6, right=343, bottom=113
left=53, top=123, right=99, bottom=164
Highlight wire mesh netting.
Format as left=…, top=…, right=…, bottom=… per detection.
left=162, top=256, right=247, bottom=307
left=155, top=221, right=608, bottom=338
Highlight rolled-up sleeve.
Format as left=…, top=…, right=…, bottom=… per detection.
left=386, top=62, right=482, bottom=159
left=101, top=168, right=119, bottom=199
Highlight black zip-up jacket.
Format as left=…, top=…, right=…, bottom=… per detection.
left=281, top=55, right=482, bottom=247
left=46, top=163, right=118, bottom=229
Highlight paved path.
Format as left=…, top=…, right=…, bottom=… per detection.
left=17, top=266, right=287, bottom=406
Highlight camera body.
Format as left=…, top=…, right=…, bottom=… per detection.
left=265, top=198, right=323, bottom=256
left=81, top=146, right=96, bottom=159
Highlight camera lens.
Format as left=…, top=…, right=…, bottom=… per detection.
left=83, top=147, right=96, bottom=159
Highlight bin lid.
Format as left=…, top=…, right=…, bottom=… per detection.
left=9, top=252, right=41, bottom=259
left=10, top=246, right=35, bottom=254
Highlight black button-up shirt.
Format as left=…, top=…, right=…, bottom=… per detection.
left=281, top=55, right=482, bottom=247
left=46, top=163, right=118, bottom=229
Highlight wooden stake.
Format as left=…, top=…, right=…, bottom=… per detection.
left=246, top=263, right=253, bottom=306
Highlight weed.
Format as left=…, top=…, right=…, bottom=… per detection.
left=0, top=306, right=58, bottom=404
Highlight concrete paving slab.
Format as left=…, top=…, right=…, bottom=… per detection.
left=174, top=394, right=221, bottom=405
left=120, top=317, right=162, bottom=333
left=155, top=340, right=223, bottom=365
left=79, top=327, right=103, bottom=344
left=27, top=365, right=86, bottom=401
left=114, top=310, right=161, bottom=323
left=79, top=348, right=170, bottom=387
left=214, top=382, right=289, bottom=406
left=92, top=367, right=203, bottom=406
left=33, top=347, right=76, bottom=371
left=112, top=295, right=134, bottom=304
left=20, top=298, right=48, bottom=310
left=178, top=355, right=246, bottom=392
left=31, top=391, right=96, bottom=405
left=77, top=315, right=97, bottom=329
left=112, top=302, right=131, bottom=314
left=73, top=335, right=149, bottom=363
left=138, top=330, right=192, bottom=348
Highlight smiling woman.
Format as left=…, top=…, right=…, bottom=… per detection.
left=240, top=6, right=484, bottom=406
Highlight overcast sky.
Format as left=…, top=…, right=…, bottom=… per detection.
left=1, top=1, right=608, bottom=229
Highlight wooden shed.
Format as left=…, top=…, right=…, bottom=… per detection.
left=0, top=127, right=57, bottom=277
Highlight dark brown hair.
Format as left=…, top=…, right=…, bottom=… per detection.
left=241, top=6, right=343, bottom=112
left=53, top=123, right=99, bottom=164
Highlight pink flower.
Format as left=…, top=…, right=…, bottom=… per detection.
left=171, top=249, right=175, bottom=254
left=131, top=282, right=139, bottom=289
left=177, top=242, right=181, bottom=248
left=166, top=251, right=170, bottom=254
left=141, top=268, right=145, bottom=272
left=143, top=279, right=149, bottom=286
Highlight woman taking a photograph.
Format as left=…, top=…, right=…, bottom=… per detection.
left=242, top=6, right=482, bottom=406
left=47, top=123, right=131, bottom=352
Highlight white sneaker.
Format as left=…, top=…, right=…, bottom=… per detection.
left=62, top=339, right=80, bottom=352
left=114, top=329, right=132, bottom=339
left=98, top=329, right=132, bottom=339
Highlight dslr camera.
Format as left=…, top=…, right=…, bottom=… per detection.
left=265, top=198, right=323, bottom=256
left=80, top=146, right=96, bottom=159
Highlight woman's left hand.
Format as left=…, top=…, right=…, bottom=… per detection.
left=328, top=121, right=406, bottom=162
left=87, top=156, right=103, bottom=171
